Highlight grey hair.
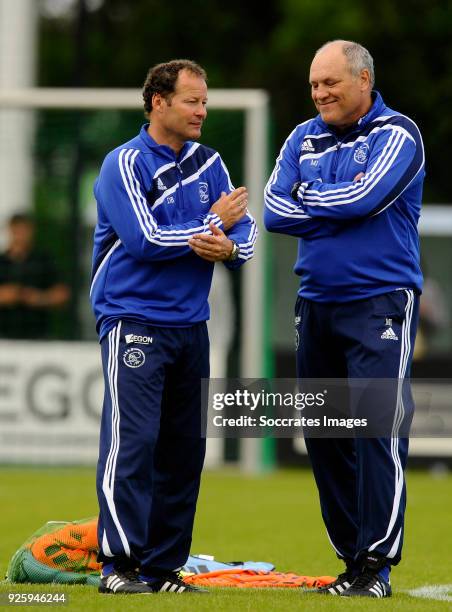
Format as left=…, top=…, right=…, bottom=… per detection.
left=316, top=40, right=375, bottom=88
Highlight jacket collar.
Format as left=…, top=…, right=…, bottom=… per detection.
left=316, top=91, right=386, bottom=135
left=139, top=124, right=193, bottom=160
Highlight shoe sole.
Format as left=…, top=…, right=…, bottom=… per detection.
left=341, top=588, right=392, bottom=598
left=149, top=588, right=209, bottom=594
left=341, top=592, right=391, bottom=598
left=98, top=586, right=153, bottom=595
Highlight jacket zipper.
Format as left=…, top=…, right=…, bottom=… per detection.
left=176, top=162, right=185, bottom=210
left=331, top=137, right=341, bottom=181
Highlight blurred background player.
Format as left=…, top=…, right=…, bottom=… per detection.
left=0, top=213, right=70, bottom=339
left=413, top=258, right=449, bottom=361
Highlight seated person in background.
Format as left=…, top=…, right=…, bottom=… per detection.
left=413, top=264, right=449, bottom=360
left=0, top=213, right=70, bottom=339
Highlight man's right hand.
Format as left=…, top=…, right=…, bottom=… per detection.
left=210, top=187, right=248, bottom=230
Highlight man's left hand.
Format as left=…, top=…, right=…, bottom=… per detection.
left=189, top=223, right=235, bottom=262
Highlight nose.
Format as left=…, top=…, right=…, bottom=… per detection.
left=195, top=103, right=207, bottom=119
left=313, top=85, right=329, bottom=102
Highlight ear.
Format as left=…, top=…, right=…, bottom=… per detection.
left=152, top=93, right=166, bottom=114
left=360, top=69, right=371, bottom=91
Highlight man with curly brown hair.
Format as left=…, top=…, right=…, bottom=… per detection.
left=91, top=59, right=257, bottom=595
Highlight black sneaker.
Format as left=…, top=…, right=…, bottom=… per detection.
left=99, top=567, right=153, bottom=594
left=313, top=570, right=355, bottom=595
left=341, top=569, right=392, bottom=598
left=146, top=571, right=208, bottom=594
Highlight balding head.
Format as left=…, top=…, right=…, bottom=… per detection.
left=315, top=40, right=375, bottom=88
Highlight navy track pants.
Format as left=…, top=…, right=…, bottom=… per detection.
left=295, top=289, right=419, bottom=567
left=96, top=319, right=209, bottom=574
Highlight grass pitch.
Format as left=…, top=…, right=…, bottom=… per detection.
left=0, top=466, right=450, bottom=610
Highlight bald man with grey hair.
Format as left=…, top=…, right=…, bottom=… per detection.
left=265, top=40, right=425, bottom=598
left=316, top=40, right=375, bottom=88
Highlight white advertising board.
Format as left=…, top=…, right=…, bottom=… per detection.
left=0, top=341, right=103, bottom=464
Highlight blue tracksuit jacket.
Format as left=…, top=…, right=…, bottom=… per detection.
left=90, top=125, right=257, bottom=339
left=264, top=92, right=425, bottom=302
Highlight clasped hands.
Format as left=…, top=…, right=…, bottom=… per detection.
left=189, top=187, right=248, bottom=262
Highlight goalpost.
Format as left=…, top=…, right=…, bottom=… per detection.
left=0, top=87, right=270, bottom=472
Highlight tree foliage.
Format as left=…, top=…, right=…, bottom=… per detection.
left=38, top=0, right=452, bottom=201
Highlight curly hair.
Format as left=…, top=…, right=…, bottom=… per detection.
left=142, top=59, right=207, bottom=117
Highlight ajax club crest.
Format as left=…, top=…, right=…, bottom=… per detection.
left=199, top=181, right=209, bottom=204
left=123, top=347, right=145, bottom=368
left=354, top=143, right=369, bottom=164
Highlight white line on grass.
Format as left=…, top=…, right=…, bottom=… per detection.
left=407, top=584, right=452, bottom=602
